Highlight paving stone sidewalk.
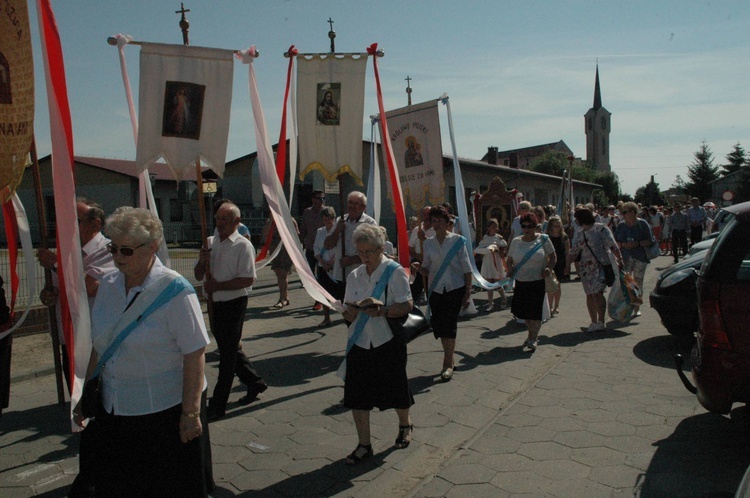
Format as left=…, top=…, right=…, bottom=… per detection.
left=2, top=256, right=749, bottom=497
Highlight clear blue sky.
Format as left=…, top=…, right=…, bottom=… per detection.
left=26, top=0, right=750, bottom=197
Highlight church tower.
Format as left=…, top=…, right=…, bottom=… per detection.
left=584, top=64, right=611, bottom=172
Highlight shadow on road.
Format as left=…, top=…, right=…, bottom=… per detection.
left=632, top=333, right=695, bottom=370
left=638, top=406, right=750, bottom=497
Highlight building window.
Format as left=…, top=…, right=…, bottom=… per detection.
left=602, top=138, right=607, bottom=156
left=600, top=117, right=606, bottom=130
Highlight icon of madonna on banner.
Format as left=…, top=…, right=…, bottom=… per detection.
left=162, top=81, right=205, bottom=139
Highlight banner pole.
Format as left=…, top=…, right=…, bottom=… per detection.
left=30, top=137, right=66, bottom=404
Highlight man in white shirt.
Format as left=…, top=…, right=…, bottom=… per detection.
left=408, top=206, right=434, bottom=303
left=324, top=191, right=377, bottom=284
left=195, top=201, right=265, bottom=421
left=37, top=199, right=115, bottom=390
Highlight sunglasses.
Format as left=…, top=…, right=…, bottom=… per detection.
left=107, top=243, right=146, bottom=257
left=356, top=248, right=380, bottom=257
left=313, top=196, right=325, bottom=200
left=521, top=224, right=535, bottom=229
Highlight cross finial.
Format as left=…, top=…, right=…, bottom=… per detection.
left=327, top=17, right=336, bottom=53
left=405, top=76, right=413, bottom=106
left=176, top=3, right=191, bottom=46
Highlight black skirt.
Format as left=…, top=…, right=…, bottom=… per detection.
left=344, top=338, right=414, bottom=411
left=511, top=279, right=546, bottom=321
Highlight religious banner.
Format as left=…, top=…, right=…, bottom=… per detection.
left=136, top=43, right=234, bottom=179
left=296, top=54, right=367, bottom=183
left=385, top=99, right=444, bottom=211
left=0, top=0, right=34, bottom=203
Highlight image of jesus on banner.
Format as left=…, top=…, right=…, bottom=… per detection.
left=316, top=83, right=340, bottom=126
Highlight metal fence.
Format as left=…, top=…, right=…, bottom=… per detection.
left=0, top=247, right=282, bottom=310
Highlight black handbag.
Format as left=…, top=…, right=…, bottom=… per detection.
left=387, top=306, right=432, bottom=344
left=385, top=285, right=432, bottom=344
left=583, top=229, right=616, bottom=287
left=80, top=374, right=102, bottom=419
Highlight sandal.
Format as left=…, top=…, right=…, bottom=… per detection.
left=317, top=318, right=332, bottom=328
left=345, top=444, right=373, bottom=465
left=395, top=424, right=414, bottom=449
left=270, top=299, right=290, bottom=309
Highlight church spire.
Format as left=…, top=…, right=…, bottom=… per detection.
left=593, top=63, right=602, bottom=110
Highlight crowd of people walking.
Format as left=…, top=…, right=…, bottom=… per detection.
left=36, top=190, right=719, bottom=496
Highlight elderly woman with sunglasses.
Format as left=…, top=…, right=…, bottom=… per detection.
left=73, top=207, right=212, bottom=496
left=507, top=212, right=557, bottom=351
left=340, top=224, right=414, bottom=465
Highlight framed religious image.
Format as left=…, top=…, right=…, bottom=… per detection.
left=316, top=83, right=341, bottom=126
left=476, top=177, right=516, bottom=243
left=162, top=81, right=205, bottom=140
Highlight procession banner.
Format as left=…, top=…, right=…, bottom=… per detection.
left=385, top=99, right=444, bottom=211
left=297, top=54, right=367, bottom=184
left=37, top=0, right=90, bottom=430
left=136, top=43, right=234, bottom=179
left=0, top=0, right=34, bottom=203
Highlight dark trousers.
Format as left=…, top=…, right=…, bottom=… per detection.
left=305, top=249, right=317, bottom=275
left=690, top=225, right=703, bottom=246
left=210, top=296, right=252, bottom=412
left=672, top=229, right=688, bottom=262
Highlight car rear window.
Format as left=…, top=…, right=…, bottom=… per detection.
left=702, top=217, right=750, bottom=282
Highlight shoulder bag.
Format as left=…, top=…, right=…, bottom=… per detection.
left=583, top=230, right=615, bottom=287
left=385, top=284, right=432, bottom=344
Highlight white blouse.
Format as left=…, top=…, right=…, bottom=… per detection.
left=344, top=256, right=412, bottom=349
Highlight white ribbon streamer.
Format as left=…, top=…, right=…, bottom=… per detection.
left=0, top=194, right=36, bottom=340
left=239, top=49, right=343, bottom=312
left=113, top=34, right=170, bottom=267
left=441, top=94, right=505, bottom=291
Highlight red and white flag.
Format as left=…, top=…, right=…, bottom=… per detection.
left=36, top=0, right=90, bottom=429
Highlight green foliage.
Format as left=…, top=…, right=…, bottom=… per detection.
left=722, top=142, right=746, bottom=176
left=685, top=141, right=720, bottom=201
left=736, top=166, right=750, bottom=203
left=592, top=171, right=621, bottom=206
left=531, top=151, right=567, bottom=176
left=634, top=181, right=665, bottom=206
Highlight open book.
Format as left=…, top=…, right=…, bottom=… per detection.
left=344, top=297, right=383, bottom=310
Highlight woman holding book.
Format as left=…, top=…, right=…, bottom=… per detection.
left=340, top=224, right=415, bottom=465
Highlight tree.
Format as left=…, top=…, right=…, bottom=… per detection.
left=685, top=141, right=720, bottom=202
left=592, top=171, right=621, bottom=206
left=722, top=142, right=746, bottom=176
left=671, top=175, right=687, bottom=194
left=531, top=151, right=567, bottom=177
left=736, top=166, right=750, bottom=203
left=634, top=180, right=665, bottom=206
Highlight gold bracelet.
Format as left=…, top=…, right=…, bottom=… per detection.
left=182, top=411, right=201, bottom=419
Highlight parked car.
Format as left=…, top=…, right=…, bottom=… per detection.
left=710, top=208, right=735, bottom=234
left=649, top=251, right=708, bottom=336
left=689, top=237, right=715, bottom=256
left=676, top=201, right=750, bottom=414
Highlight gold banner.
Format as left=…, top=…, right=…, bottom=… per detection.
left=0, top=0, right=34, bottom=203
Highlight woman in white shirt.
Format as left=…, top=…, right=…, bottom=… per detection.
left=507, top=212, right=556, bottom=351
left=74, top=207, right=211, bottom=496
left=414, top=206, right=473, bottom=381
left=341, top=224, right=415, bottom=465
